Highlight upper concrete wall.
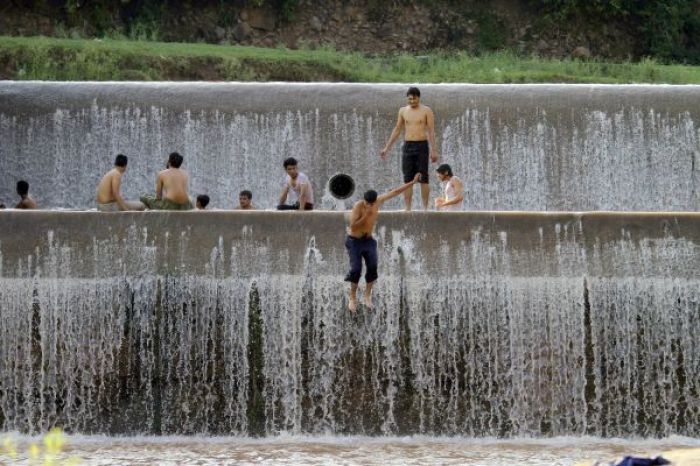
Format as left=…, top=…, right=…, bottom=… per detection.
left=1, top=82, right=698, bottom=211
left=1, top=211, right=698, bottom=279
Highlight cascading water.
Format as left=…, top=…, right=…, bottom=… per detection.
left=0, top=83, right=698, bottom=210
left=1, top=81, right=699, bottom=447
left=0, top=212, right=697, bottom=437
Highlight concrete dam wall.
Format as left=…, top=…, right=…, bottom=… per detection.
left=0, top=211, right=698, bottom=436
left=1, top=82, right=699, bottom=211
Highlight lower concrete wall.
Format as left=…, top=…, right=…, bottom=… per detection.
left=0, top=211, right=699, bottom=436
left=1, top=211, right=698, bottom=279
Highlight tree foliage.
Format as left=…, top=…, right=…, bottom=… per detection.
left=533, top=0, right=700, bottom=63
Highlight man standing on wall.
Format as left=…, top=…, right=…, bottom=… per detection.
left=379, top=86, right=439, bottom=211
left=345, top=174, right=420, bottom=312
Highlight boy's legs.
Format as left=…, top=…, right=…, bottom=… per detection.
left=362, top=238, right=379, bottom=309
left=344, top=236, right=363, bottom=312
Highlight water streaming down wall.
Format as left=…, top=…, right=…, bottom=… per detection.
left=1, top=82, right=699, bottom=210
left=0, top=212, right=698, bottom=437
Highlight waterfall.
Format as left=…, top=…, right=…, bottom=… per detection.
left=1, top=212, right=698, bottom=436
left=1, top=83, right=698, bottom=210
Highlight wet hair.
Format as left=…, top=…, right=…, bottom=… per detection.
left=168, top=152, right=184, bottom=168
left=114, top=154, right=128, bottom=167
left=196, top=194, right=210, bottom=208
left=436, top=164, right=453, bottom=177
left=239, top=190, right=252, bottom=200
left=364, top=190, right=378, bottom=203
left=407, top=86, right=421, bottom=98
left=16, top=180, right=29, bottom=196
left=283, top=157, right=298, bottom=169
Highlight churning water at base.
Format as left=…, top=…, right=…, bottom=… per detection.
left=2, top=434, right=700, bottom=466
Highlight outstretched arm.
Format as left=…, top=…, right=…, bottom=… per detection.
left=377, top=173, right=420, bottom=204
left=379, top=109, right=405, bottom=160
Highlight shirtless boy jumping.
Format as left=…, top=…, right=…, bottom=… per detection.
left=345, top=174, right=420, bottom=312
left=379, top=86, right=439, bottom=211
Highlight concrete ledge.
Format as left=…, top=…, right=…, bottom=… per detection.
left=1, top=211, right=698, bottom=279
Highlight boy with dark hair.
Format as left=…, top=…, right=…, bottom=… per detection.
left=237, top=190, right=254, bottom=210
left=435, top=163, right=464, bottom=211
left=379, top=86, right=439, bottom=211
left=278, top=157, right=315, bottom=210
left=140, top=152, right=193, bottom=210
left=96, top=154, right=146, bottom=211
left=196, top=194, right=210, bottom=210
left=345, top=173, right=421, bottom=312
left=15, top=180, right=37, bottom=209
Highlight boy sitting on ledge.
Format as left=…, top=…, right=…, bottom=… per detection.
left=96, top=154, right=146, bottom=212
left=140, top=152, right=193, bottom=210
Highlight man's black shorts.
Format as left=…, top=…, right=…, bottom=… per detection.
left=402, top=140, right=429, bottom=183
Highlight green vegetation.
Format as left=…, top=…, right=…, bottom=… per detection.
left=532, top=0, right=700, bottom=64
left=3, top=35, right=700, bottom=83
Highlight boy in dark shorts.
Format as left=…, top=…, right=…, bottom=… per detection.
left=345, top=174, right=420, bottom=312
left=379, top=86, right=439, bottom=210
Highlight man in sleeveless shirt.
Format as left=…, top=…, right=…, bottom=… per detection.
left=435, top=164, right=464, bottom=211
left=277, top=157, right=315, bottom=210
left=379, top=86, right=439, bottom=211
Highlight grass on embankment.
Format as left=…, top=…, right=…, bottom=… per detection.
left=2, top=35, right=700, bottom=83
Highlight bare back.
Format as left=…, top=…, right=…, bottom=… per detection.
left=400, top=104, right=433, bottom=141
left=16, top=196, right=37, bottom=209
left=158, top=168, right=190, bottom=204
left=96, top=169, right=121, bottom=204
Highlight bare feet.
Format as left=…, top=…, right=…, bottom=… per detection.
left=363, top=292, right=373, bottom=309
left=348, top=296, right=358, bottom=312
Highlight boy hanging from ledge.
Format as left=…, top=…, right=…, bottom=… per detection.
left=345, top=173, right=420, bottom=312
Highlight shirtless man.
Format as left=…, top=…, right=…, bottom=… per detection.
left=345, top=173, right=421, bottom=312
left=96, top=154, right=145, bottom=211
left=15, top=180, right=37, bottom=209
left=379, top=86, right=439, bottom=211
left=434, top=164, right=464, bottom=211
left=140, top=152, right=193, bottom=210
left=237, top=190, right=255, bottom=210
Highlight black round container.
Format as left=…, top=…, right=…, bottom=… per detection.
left=328, top=173, right=355, bottom=199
